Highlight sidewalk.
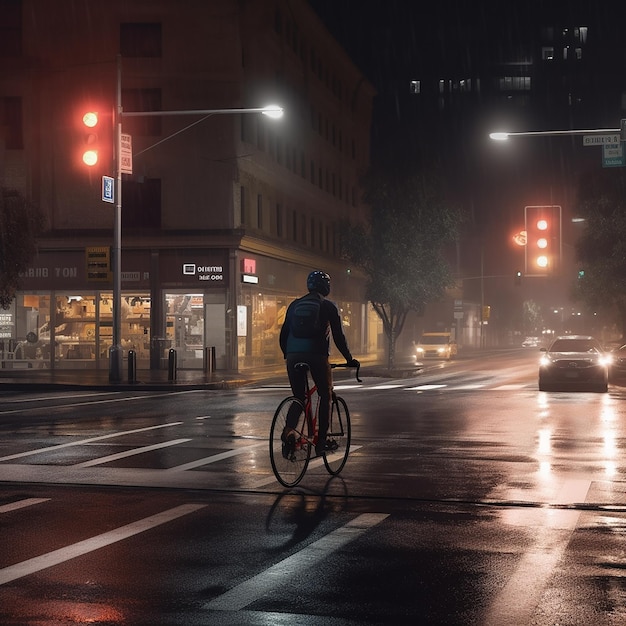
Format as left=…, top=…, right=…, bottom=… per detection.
left=0, top=367, right=262, bottom=392
left=0, top=356, right=418, bottom=392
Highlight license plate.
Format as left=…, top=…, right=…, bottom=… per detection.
left=565, top=371, right=579, bottom=378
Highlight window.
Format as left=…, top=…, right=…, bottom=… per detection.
left=122, top=178, right=161, bottom=229
left=410, top=80, right=421, bottom=94
left=240, top=186, right=246, bottom=225
left=542, top=47, right=555, bottom=61
left=257, top=194, right=263, bottom=230
left=0, top=0, right=21, bottom=57
left=122, top=89, right=162, bottom=136
left=276, top=203, right=283, bottom=237
left=120, top=23, right=162, bottom=57
left=1, top=96, right=23, bottom=149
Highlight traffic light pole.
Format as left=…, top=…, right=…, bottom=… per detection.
left=107, top=54, right=284, bottom=382
left=109, top=54, right=123, bottom=382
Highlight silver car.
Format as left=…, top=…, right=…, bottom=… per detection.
left=538, top=335, right=611, bottom=393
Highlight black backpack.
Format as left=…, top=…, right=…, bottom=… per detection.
left=290, top=294, right=322, bottom=338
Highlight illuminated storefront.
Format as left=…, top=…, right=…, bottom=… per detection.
left=1, top=246, right=381, bottom=372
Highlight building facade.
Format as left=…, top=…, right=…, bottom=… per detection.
left=0, top=0, right=381, bottom=372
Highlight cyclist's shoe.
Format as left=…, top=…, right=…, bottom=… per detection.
left=281, top=428, right=296, bottom=460
left=315, top=438, right=338, bottom=457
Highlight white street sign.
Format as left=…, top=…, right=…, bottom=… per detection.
left=583, top=134, right=621, bottom=146
left=121, top=133, right=133, bottom=174
left=102, top=175, right=114, bottom=203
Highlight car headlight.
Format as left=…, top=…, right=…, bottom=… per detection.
left=599, top=354, right=613, bottom=366
left=539, top=354, right=551, bottom=367
left=416, top=347, right=424, bottom=354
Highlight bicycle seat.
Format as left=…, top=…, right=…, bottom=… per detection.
left=294, top=362, right=310, bottom=372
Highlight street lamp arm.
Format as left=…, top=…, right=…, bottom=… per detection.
left=490, top=128, right=619, bottom=141
left=122, top=106, right=283, bottom=118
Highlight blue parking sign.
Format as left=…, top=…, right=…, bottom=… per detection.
left=102, top=176, right=114, bottom=203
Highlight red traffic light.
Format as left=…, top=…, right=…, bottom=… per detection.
left=524, top=206, right=561, bottom=275
left=82, top=111, right=99, bottom=166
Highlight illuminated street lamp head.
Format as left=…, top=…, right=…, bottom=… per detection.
left=261, top=104, right=284, bottom=119
left=489, top=132, right=509, bottom=141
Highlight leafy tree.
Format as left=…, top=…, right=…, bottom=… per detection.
left=0, top=187, right=45, bottom=309
left=572, top=169, right=626, bottom=336
left=341, top=168, right=462, bottom=369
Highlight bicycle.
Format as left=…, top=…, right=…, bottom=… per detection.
left=269, top=362, right=361, bottom=487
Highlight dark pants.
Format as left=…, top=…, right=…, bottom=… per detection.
left=285, top=353, right=332, bottom=441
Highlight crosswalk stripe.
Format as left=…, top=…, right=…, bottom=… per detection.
left=74, top=438, right=192, bottom=468
left=0, top=504, right=206, bottom=586
left=0, top=498, right=50, bottom=514
left=203, top=512, right=389, bottom=611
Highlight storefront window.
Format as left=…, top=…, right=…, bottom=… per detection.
left=99, top=293, right=151, bottom=366
left=165, top=293, right=204, bottom=368
left=55, top=294, right=97, bottom=363
left=0, top=294, right=51, bottom=367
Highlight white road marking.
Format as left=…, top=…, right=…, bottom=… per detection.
left=249, top=445, right=363, bottom=488
left=406, top=384, right=447, bottom=390
left=484, top=479, right=591, bottom=626
left=0, top=498, right=50, bottom=514
left=492, top=384, right=527, bottom=390
left=203, top=512, right=389, bottom=611
left=74, top=438, right=192, bottom=468
left=0, top=422, right=183, bottom=462
left=166, top=443, right=266, bottom=472
left=369, top=384, right=403, bottom=390
left=0, top=503, right=206, bottom=586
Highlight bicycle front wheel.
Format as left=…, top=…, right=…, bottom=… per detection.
left=323, top=395, right=351, bottom=475
left=269, top=396, right=311, bottom=487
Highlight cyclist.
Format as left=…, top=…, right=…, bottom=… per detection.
left=279, top=270, right=359, bottom=456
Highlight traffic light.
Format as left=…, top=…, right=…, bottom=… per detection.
left=75, top=106, right=111, bottom=172
left=515, top=270, right=522, bottom=286
left=82, top=111, right=100, bottom=167
left=524, top=205, right=561, bottom=275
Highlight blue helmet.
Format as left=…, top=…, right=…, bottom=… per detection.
left=307, top=270, right=331, bottom=296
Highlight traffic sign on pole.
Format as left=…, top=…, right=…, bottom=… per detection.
left=120, top=133, right=132, bottom=174
left=102, top=175, right=114, bottom=203
left=583, top=134, right=621, bottom=146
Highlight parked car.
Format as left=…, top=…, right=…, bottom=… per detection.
left=522, top=336, right=540, bottom=348
left=538, top=335, right=611, bottom=393
left=414, top=332, right=457, bottom=361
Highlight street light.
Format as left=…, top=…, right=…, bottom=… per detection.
left=489, top=127, right=620, bottom=141
left=108, top=55, right=284, bottom=381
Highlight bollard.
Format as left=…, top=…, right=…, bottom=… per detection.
left=168, top=348, right=177, bottom=381
left=128, top=349, right=137, bottom=383
left=204, top=346, right=216, bottom=374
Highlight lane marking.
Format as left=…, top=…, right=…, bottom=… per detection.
left=0, top=390, right=204, bottom=415
left=248, top=445, right=363, bottom=488
left=406, top=384, right=447, bottom=390
left=203, top=512, right=389, bottom=611
left=74, top=438, right=192, bottom=468
left=0, top=498, right=50, bottom=514
left=0, top=422, right=183, bottom=462
left=484, top=479, right=591, bottom=626
left=0, top=503, right=206, bottom=586
left=166, top=443, right=266, bottom=472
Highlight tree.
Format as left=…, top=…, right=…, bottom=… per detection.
left=341, top=168, right=462, bottom=369
left=0, top=187, right=45, bottom=309
left=572, top=169, right=626, bottom=337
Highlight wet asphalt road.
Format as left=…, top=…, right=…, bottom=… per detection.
left=1, top=350, right=626, bottom=625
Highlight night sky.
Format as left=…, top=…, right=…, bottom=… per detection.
left=307, top=0, right=626, bottom=317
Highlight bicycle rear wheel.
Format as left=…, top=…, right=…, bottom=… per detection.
left=269, top=396, right=311, bottom=487
left=323, top=395, right=351, bottom=475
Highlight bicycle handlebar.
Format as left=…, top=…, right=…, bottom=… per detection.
left=331, top=362, right=362, bottom=383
